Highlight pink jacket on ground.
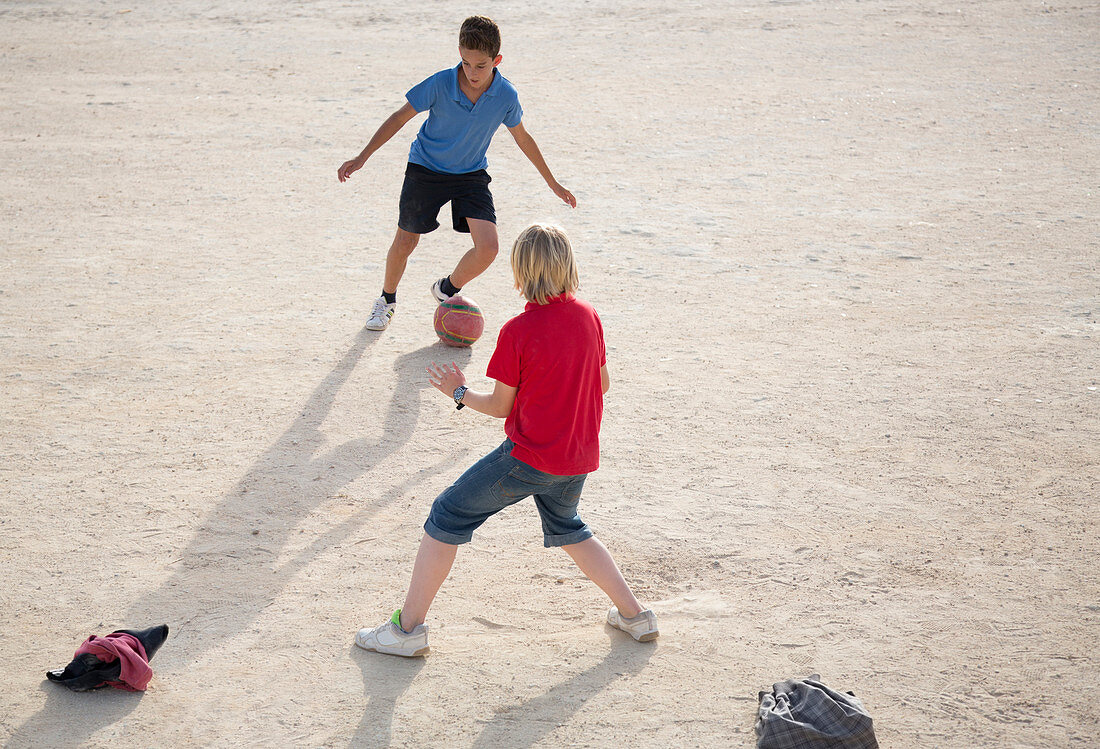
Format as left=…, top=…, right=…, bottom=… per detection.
left=74, top=632, right=152, bottom=691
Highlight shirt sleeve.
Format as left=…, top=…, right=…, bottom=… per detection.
left=486, top=320, right=521, bottom=387
left=405, top=72, right=438, bottom=113
left=503, top=92, right=523, bottom=128
left=594, top=310, right=606, bottom=366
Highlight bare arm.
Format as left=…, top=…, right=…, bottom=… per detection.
left=507, top=121, right=577, bottom=207
left=601, top=364, right=610, bottom=394
left=338, top=102, right=419, bottom=182
left=427, top=361, right=518, bottom=418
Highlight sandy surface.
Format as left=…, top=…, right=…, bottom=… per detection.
left=1, top=1, right=1097, bottom=746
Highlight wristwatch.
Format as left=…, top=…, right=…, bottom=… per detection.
left=453, top=385, right=468, bottom=410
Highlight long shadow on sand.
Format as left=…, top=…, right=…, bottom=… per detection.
left=348, top=631, right=656, bottom=749
left=469, top=633, right=657, bottom=749
left=349, top=643, right=426, bottom=748
left=8, top=329, right=471, bottom=748
left=3, top=684, right=143, bottom=749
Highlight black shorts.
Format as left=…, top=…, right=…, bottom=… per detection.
left=398, top=162, right=496, bottom=235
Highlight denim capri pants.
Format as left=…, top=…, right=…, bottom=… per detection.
left=424, top=440, right=593, bottom=548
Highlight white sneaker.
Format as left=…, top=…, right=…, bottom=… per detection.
left=607, top=607, right=659, bottom=642
left=365, top=297, right=396, bottom=331
left=430, top=278, right=450, bottom=303
left=355, top=610, right=430, bottom=657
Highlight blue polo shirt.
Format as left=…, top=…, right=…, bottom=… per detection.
left=405, top=64, right=523, bottom=175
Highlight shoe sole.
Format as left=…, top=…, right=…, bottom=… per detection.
left=354, top=633, right=429, bottom=657
left=355, top=641, right=430, bottom=657
left=609, top=626, right=659, bottom=642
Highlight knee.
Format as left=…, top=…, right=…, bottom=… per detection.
left=472, top=237, right=498, bottom=261
left=391, top=232, right=419, bottom=258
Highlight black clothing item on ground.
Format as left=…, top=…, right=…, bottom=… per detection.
left=46, top=624, right=169, bottom=692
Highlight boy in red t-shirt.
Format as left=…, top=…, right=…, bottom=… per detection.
left=355, top=224, right=657, bottom=657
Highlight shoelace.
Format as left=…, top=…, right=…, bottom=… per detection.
left=370, top=299, right=391, bottom=319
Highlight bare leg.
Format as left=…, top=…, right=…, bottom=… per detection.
left=561, top=536, right=644, bottom=618
left=448, top=218, right=499, bottom=289
left=382, top=228, right=421, bottom=295
left=399, top=534, right=458, bottom=631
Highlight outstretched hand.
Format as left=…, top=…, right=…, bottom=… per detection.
left=551, top=181, right=577, bottom=208
left=427, top=361, right=466, bottom=397
left=338, top=158, right=364, bottom=182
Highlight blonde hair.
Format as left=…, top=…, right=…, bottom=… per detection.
left=510, top=223, right=579, bottom=305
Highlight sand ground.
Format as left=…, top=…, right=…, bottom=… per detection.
left=1, top=1, right=1097, bottom=746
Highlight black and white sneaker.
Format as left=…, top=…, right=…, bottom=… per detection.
left=430, top=278, right=451, bottom=303
left=365, top=297, right=396, bottom=330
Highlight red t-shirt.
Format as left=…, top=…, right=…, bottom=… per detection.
left=486, top=294, right=606, bottom=475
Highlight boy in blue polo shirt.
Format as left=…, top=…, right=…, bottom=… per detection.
left=338, top=16, right=576, bottom=331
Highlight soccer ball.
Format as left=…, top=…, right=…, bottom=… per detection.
left=433, top=295, right=484, bottom=347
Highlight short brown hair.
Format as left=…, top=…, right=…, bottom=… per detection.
left=510, top=224, right=579, bottom=305
left=459, top=16, right=501, bottom=57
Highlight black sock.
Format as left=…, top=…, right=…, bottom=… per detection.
left=382, top=291, right=396, bottom=305
left=441, top=277, right=461, bottom=297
